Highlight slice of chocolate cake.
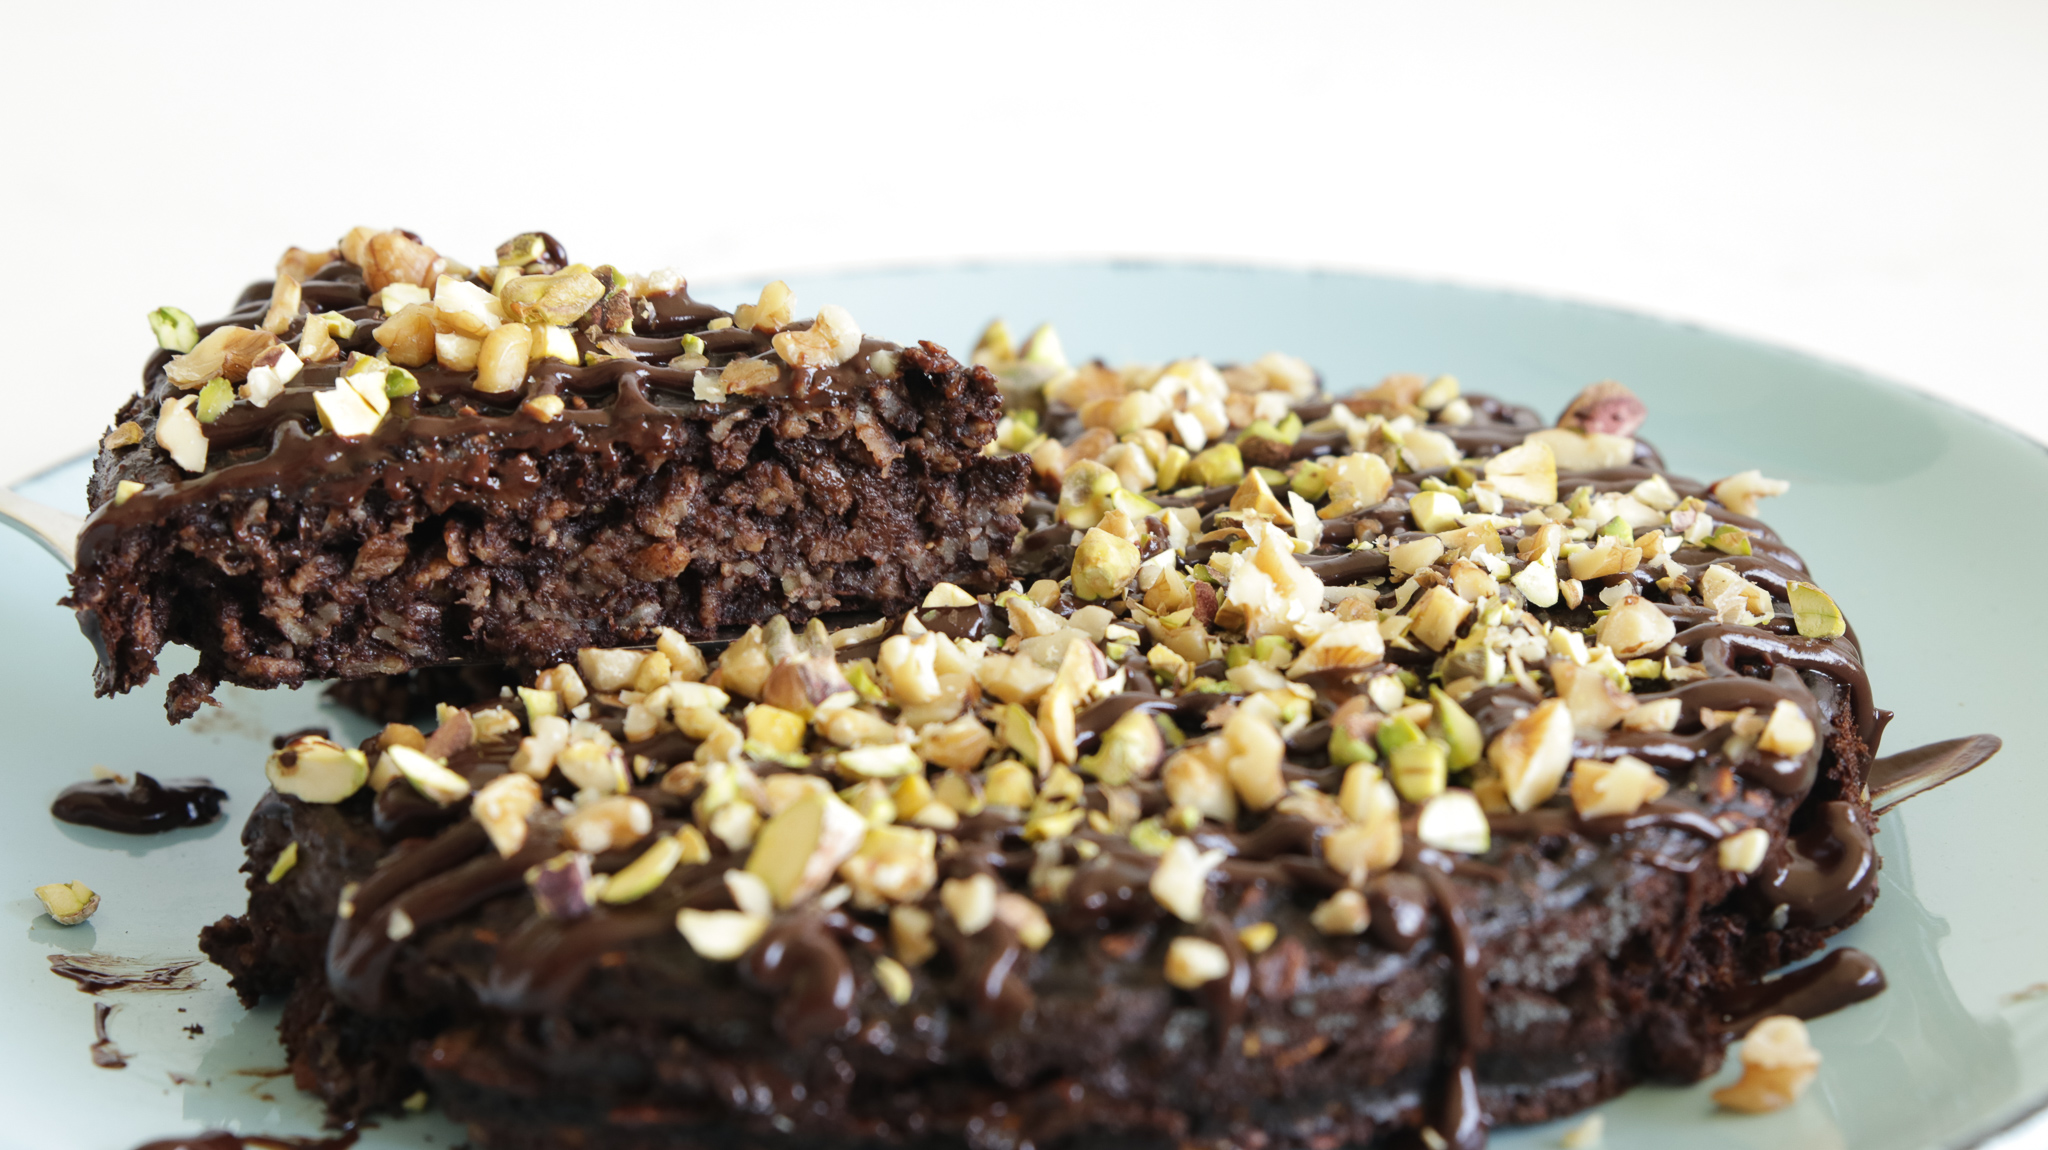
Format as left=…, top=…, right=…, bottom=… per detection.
left=201, top=355, right=1917, bottom=1150
left=65, top=230, right=1029, bottom=721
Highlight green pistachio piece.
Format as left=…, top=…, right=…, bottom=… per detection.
left=1127, top=817, right=1176, bottom=856
left=1389, top=738, right=1448, bottom=802
left=1787, top=581, right=1846, bottom=639
left=195, top=377, right=234, bottom=423
left=1251, top=636, right=1295, bottom=667
left=598, top=834, right=687, bottom=905
left=1289, top=460, right=1329, bottom=502
left=385, top=367, right=420, bottom=398
left=1186, top=443, right=1245, bottom=488
left=1597, top=516, right=1633, bottom=542
left=1329, top=724, right=1377, bottom=767
left=1707, top=525, right=1752, bottom=556
left=1376, top=714, right=1424, bottom=757
left=149, top=306, right=199, bottom=352
left=1156, top=444, right=1190, bottom=492
left=1430, top=687, right=1482, bottom=770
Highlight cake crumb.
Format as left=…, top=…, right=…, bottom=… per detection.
left=1560, top=1112, right=1604, bottom=1148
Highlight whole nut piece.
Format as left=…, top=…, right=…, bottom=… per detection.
left=35, top=881, right=99, bottom=926
left=1557, top=380, right=1647, bottom=437
left=266, top=735, right=370, bottom=804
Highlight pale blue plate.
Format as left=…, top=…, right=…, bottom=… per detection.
left=2, top=264, right=2040, bottom=1150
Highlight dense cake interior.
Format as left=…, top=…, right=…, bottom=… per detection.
left=200, top=334, right=1888, bottom=1150
left=66, top=230, right=1028, bottom=720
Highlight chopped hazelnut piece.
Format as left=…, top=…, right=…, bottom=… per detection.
left=1594, top=595, right=1675, bottom=659
left=1483, top=441, right=1558, bottom=504
left=1311, top=889, right=1372, bottom=936
left=1416, top=789, right=1491, bottom=854
left=677, top=908, right=768, bottom=962
left=1149, top=838, right=1224, bottom=923
left=941, top=874, right=999, bottom=935
left=1569, top=756, right=1670, bottom=819
left=1164, top=936, right=1232, bottom=988
left=1710, top=469, right=1791, bottom=518
left=473, top=773, right=541, bottom=858
left=561, top=795, right=652, bottom=854
left=1757, top=700, right=1816, bottom=758
left=1719, top=827, right=1771, bottom=874
left=154, top=396, right=208, bottom=472
left=1487, top=699, right=1574, bottom=812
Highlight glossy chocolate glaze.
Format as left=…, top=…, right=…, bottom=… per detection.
left=198, top=372, right=1994, bottom=1149
left=1869, top=734, right=2002, bottom=815
left=52, top=773, right=225, bottom=834
left=1714, top=947, right=1887, bottom=1037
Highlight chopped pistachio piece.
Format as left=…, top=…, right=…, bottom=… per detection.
left=194, top=376, right=234, bottom=423
left=265, top=842, right=300, bottom=884
left=148, top=306, right=200, bottom=352
left=35, top=881, right=99, bottom=926
left=1787, top=581, right=1846, bottom=639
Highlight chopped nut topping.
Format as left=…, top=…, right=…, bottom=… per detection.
left=941, top=873, right=999, bottom=935
left=1710, top=469, right=1791, bottom=518
left=1164, top=936, right=1232, bottom=988
left=154, top=396, right=208, bottom=472
left=34, top=881, right=99, bottom=926
left=149, top=306, right=199, bottom=352
left=1756, top=700, right=1816, bottom=758
left=473, top=773, right=541, bottom=857
left=734, top=280, right=796, bottom=333
left=1569, top=756, right=1669, bottom=819
left=386, top=745, right=470, bottom=805
left=677, top=908, right=768, bottom=961
left=265, top=842, right=299, bottom=884
left=1713, top=1015, right=1821, bottom=1113
left=1787, top=581, right=1846, bottom=639
left=266, top=735, right=369, bottom=803
left=1310, top=889, right=1372, bottom=936
left=561, top=795, right=652, bottom=854
left=1487, top=698, right=1574, bottom=812
left=772, top=304, right=864, bottom=368
left=1594, top=595, right=1675, bottom=660
left=1719, top=827, right=1771, bottom=874
left=748, top=791, right=868, bottom=908
left=1416, top=789, right=1491, bottom=853
left=1149, top=838, right=1224, bottom=923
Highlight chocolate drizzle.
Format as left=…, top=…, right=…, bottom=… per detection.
left=1715, top=947, right=1887, bottom=1037
left=1761, top=801, right=1879, bottom=929
left=91, top=1001, right=127, bottom=1068
left=1868, top=734, right=2002, bottom=815
left=52, top=773, right=225, bottom=834
left=128, top=1131, right=360, bottom=1150
left=47, top=954, right=204, bottom=994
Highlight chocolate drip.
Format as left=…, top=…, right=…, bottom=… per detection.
left=51, top=773, right=225, bottom=834
left=744, top=912, right=860, bottom=1041
left=1412, top=855, right=1488, bottom=1150
left=1715, top=947, right=1887, bottom=1037
left=1071, top=692, right=1230, bottom=758
left=91, top=1001, right=127, bottom=1068
left=480, top=907, right=674, bottom=1014
left=1366, top=872, right=1432, bottom=952
left=1868, top=735, right=2002, bottom=815
left=1760, top=801, right=1878, bottom=929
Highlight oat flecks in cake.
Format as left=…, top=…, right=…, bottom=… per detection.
left=67, top=230, right=1029, bottom=722
left=201, top=338, right=1896, bottom=1149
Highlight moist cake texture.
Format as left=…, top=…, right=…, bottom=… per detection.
left=66, top=230, right=1029, bottom=721
left=201, top=338, right=1889, bottom=1150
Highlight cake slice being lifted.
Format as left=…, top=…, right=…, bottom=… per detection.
left=65, top=229, right=1029, bottom=721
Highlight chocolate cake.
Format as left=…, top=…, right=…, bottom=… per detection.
left=200, top=343, right=1897, bottom=1150
left=65, top=230, right=1029, bottom=721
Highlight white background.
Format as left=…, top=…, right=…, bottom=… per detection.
left=2, top=1, right=2044, bottom=485
left=2, top=4, right=2047, bottom=1146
